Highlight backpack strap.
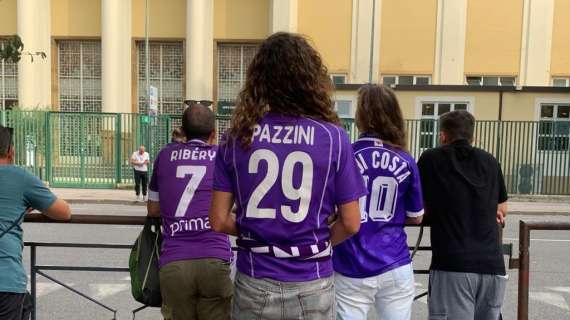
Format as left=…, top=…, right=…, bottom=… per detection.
left=0, top=208, right=29, bottom=239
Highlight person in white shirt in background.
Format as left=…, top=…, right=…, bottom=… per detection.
left=131, top=145, right=150, bottom=201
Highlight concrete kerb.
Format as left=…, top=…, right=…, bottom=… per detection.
left=509, top=195, right=570, bottom=203
left=64, top=199, right=147, bottom=206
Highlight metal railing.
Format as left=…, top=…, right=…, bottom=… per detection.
left=516, top=221, right=570, bottom=320
left=4, top=110, right=570, bottom=194
left=25, top=214, right=146, bottom=320
left=25, top=214, right=570, bottom=320
left=23, top=214, right=434, bottom=319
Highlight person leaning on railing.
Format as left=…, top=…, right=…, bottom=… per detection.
left=0, top=125, right=71, bottom=320
left=417, top=111, right=508, bottom=320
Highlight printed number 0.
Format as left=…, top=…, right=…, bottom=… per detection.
left=360, top=176, right=398, bottom=222
left=175, top=165, right=207, bottom=217
left=247, top=149, right=313, bottom=223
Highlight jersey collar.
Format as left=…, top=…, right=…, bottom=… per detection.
left=357, top=133, right=384, bottom=146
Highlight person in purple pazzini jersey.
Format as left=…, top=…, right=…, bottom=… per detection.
left=333, top=85, right=424, bottom=320
left=209, top=32, right=367, bottom=320
left=148, top=105, right=232, bottom=320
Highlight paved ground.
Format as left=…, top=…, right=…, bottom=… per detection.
left=21, top=203, right=570, bottom=320
left=52, top=188, right=570, bottom=215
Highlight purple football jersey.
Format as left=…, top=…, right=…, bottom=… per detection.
left=333, top=136, right=424, bottom=278
left=149, top=140, right=232, bottom=268
left=214, top=114, right=367, bottom=282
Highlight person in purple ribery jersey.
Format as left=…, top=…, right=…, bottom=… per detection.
left=333, top=85, right=424, bottom=320
left=147, top=105, right=232, bottom=320
left=209, top=32, right=367, bottom=320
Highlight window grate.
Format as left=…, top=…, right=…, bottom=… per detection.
left=137, top=41, right=184, bottom=116
left=58, top=40, right=102, bottom=113
left=539, top=104, right=570, bottom=152
left=0, top=40, right=18, bottom=110
left=216, top=43, right=259, bottom=114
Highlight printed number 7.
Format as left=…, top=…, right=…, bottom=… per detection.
left=175, top=165, right=207, bottom=217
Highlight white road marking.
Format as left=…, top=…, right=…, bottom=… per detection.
left=27, top=283, right=64, bottom=297
left=503, top=237, right=570, bottom=243
left=529, top=292, right=569, bottom=310
left=89, top=284, right=130, bottom=300
left=547, top=286, right=570, bottom=294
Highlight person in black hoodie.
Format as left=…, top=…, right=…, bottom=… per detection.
left=418, top=110, right=508, bottom=320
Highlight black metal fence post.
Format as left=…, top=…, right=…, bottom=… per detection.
left=30, top=244, right=36, bottom=320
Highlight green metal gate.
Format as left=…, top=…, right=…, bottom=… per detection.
left=49, top=113, right=118, bottom=188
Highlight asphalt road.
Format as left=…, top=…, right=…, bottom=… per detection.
left=21, top=204, right=570, bottom=320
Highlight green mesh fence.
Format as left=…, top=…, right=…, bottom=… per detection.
left=0, top=110, right=569, bottom=195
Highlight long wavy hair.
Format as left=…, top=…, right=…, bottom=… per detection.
left=228, top=32, right=340, bottom=146
left=356, top=84, right=407, bottom=150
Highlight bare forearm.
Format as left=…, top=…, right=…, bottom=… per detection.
left=214, top=214, right=239, bottom=236
left=147, top=201, right=161, bottom=217
left=498, top=202, right=508, bottom=217
left=42, top=199, right=71, bottom=221
left=330, top=221, right=356, bottom=246
left=405, top=216, right=423, bottom=225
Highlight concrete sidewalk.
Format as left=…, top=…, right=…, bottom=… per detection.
left=51, top=188, right=570, bottom=215
left=53, top=188, right=146, bottom=206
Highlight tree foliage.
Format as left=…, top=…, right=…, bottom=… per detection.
left=0, top=35, right=24, bottom=63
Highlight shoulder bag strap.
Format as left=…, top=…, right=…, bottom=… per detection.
left=0, top=208, right=29, bottom=239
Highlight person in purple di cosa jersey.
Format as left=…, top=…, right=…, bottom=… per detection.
left=209, top=32, right=367, bottom=320
left=333, top=84, right=424, bottom=320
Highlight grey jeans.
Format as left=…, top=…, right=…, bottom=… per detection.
left=428, top=270, right=507, bottom=320
left=232, top=271, right=335, bottom=320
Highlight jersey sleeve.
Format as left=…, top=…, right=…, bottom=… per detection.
left=404, top=159, right=425, bottom=218
left=148, top=151, right=161, bottom=201
left=334, top=128, right=367, bottom=205
left=213, top=139, right=234, bottom=193
left=24, top=172, right=57, bottom=211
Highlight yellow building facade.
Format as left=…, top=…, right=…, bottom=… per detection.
left=0, top=0, right=569, bottom=193
left=0, top=0, right=568, bottom=120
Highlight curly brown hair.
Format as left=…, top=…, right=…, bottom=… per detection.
left=355, top=84, right=407, bottom=150
left=229, top=32, right=340, bottom=146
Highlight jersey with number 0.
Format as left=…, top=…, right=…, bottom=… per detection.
left=333, top=137, right=424, bottom=278
left=149, top=140, right=232, bottom=268
left=214, top=114, right=367, bottom=282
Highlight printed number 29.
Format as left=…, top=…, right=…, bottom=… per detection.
left=359, top=176, right=398, bottom=222
left=175, top=165, right=207, bottom=217
left=247, top=149, right=313, bottom=223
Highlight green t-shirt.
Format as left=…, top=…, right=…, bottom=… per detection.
left=0, top=165, right=56, bottom=293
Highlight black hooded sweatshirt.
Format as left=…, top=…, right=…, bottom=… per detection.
left=418, top=139, right=507, bottom=275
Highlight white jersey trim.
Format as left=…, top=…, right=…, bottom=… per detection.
left=336, top=127, right=342, bottom=172
left=406, top=209, right=425, bottom=218
left=356, top=137, right=384, bottom=146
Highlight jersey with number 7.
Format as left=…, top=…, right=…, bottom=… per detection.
left=148, top=140, right=232, bottom=268
left=213, top=114, right=367, bottom=282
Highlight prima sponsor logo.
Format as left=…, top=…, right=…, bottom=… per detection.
left=169, top=217, right=211, bottom=236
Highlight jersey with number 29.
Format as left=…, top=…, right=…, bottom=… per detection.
left=214, top=114, right=367, bottom=282
left=149, top=140, right=232, bottom=268
left=333, top=136, right=424, bottom=278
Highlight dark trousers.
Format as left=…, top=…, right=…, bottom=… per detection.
left=134, top=170, right=148, bottom=196
left=0, top=292, right=33, bottom=320
left=159, top=259, right=233, bottom=320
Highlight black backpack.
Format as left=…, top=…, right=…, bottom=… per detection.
left=129, top=217, right=162, bottom=307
